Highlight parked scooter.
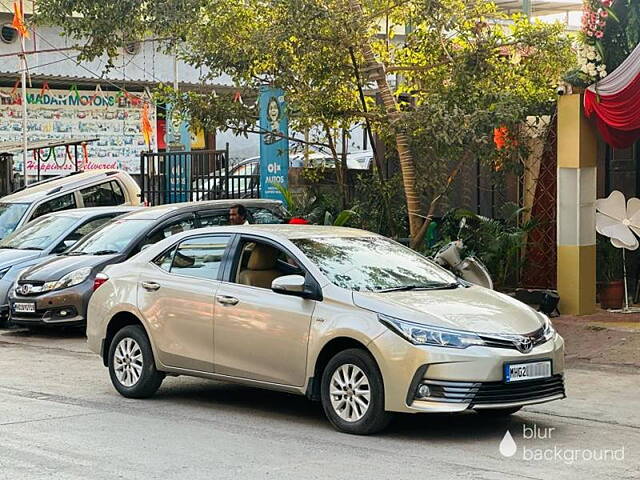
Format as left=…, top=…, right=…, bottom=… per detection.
left=432, top=218, right=494, bottom=289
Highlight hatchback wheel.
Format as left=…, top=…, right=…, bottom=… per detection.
left=320, top=348, right=392, bottom=435
left=108, top=325, right=164, bottom=398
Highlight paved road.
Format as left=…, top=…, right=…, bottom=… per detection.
left=0, top=328, right=638, bottom=480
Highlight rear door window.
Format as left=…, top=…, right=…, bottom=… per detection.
left=31, top=193, right=76, bottom=219
left=80, top=182, right=124, bottom=207
left=197, top=210, right=229, bottom=227
left=154, top=235, right=231, bottom=281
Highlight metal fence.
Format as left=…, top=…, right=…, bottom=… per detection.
left=140, top=147, right=260, bottom=206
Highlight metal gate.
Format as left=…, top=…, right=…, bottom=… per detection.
left=140, top=147, right=260, bottom=206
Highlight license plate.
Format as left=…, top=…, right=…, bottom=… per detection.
left=505, top=360, right=551, bottom=383
left=13, top=302, right=35, bottom=313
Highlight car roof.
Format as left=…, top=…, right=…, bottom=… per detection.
left=178, top=224, right=380, bottom=240
left=39, top=205, right=141, bottom=220
left=0, top=170, right=123, bottom=204
left=117, top=199, right=283, bottom=221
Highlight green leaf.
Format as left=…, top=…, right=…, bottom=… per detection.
left=333, top=209, right=355, bottom=226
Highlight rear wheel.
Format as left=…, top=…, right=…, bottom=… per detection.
left=476, top=406, right=522, bottom=416
left=320, top=348, right=392, bottom=435
left=108, top=325, right=164, bottom=398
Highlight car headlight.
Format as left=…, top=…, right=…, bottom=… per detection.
left=379, top=314, right=485, bottom=349
left=0, top=266, right=10, bottom=280
left=540, top=314, right=556, bottom=342
left=42, top=267, right=92, bottom=293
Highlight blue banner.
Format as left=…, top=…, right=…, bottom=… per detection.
left=164, top=103, right=192, bottom=203
left=259, top=87, right=289, bottom=202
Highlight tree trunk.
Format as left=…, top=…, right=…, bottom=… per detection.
left=349, top=0, right=424, bottom=245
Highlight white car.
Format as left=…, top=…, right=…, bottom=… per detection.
left=87, top=225, right=565, bottom=435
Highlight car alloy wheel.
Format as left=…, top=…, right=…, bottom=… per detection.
left=108, top=325, right=164, bottom=398
left=113, top=337, right=143, bottom=387
left=329, top=364, right=371, bottom=422
left=320, top=348, right=392, bottom=435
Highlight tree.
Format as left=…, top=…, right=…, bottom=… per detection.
left=36, top=0, right=571, bottom=246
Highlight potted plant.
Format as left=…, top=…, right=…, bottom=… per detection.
left=597, top=234, right=625, bottom=309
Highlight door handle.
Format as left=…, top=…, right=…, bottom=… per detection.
left=216, top=295, right=239, bottom=306
left=141, top=281, right=161, bottom=291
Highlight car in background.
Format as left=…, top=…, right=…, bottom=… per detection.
left=289, top=150, right=374, bottom=170
left=0, top=170, right=141, bottom=240
left=86, top=224, right=563, bottom=435
left=0, top=206, right=139, bottom=325
left=9, top=199, right=287, bottom=328
left=192, top=157, right=259, bottom=201
left=192, top=151, right=373, bottom=201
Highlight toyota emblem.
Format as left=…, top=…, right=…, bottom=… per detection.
left=516, top=337, right=534, bottom=353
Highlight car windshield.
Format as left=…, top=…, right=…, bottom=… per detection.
left=292, top=236, right=457, bottom=292
left=0, top=214, right=77, bottom=250
left=0, top=203, right=30, bottom=240
left=67, top=219, right=153, bottom=255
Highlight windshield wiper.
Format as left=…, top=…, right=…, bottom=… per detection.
left=376, top=282, right=460, bottom=292
left=17, top=247, right=44, bottom=251
left=91, top=249, right=119, bottom=255
left=66, top=251, right=88, bottom=256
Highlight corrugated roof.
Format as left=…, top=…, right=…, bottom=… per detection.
left=495, top=0, right=582, bottom=15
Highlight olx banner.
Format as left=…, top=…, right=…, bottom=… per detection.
left=164, top=103, right=191, bottom=203
left=259, top=86, right=289, bottom=202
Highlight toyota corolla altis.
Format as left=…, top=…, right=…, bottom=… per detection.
left=87, top=225, right=565, bottom=435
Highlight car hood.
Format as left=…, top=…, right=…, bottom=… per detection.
left=352, top=286, right=543, bottom=335
left=19, top=254, right=120, bottom=282
left=0, top=248, right=42, bottom=268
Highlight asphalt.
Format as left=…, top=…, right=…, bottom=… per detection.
left=0, top=327, right=638, bottom=480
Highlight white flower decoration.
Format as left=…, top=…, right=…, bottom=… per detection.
left=596, top=191, right=640, bottom=250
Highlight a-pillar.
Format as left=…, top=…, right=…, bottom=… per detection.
left=557, top=94, right=597, bottom=315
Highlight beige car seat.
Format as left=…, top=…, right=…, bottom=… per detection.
left=238, top=244, right=281, bottom=289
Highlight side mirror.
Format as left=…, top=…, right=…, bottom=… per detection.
left=271, top=274, right=322, bottom=301
left=272, top=274, right=305, bottom=294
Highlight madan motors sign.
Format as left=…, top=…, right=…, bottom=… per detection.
left=0, top=87, right=156, bottom=175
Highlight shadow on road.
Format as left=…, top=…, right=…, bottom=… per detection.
left=0, top=326, right=85, bottom=339
left=153, top=379, right=552, bottom=440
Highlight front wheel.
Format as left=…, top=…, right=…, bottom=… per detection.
left=320, top=348, right=392, bottom=435
left=108, top=325, right=164, bottom=398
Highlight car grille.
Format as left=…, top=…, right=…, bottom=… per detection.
left=478, top=326, right=548, bottom=353
left=418, top=375, right=565, bottom=406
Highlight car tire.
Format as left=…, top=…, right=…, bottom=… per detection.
left=320, top=348, right=392, bottom=435
left=108, top=325, right=164, bottom=398
left=476, top=406, right=522, bottom=416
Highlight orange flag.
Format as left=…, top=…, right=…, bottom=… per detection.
left=12, top=1, right=29, bottom=39
left=141, top=102, right=153, bottom=149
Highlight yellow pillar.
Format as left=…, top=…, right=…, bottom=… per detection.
left=557, top=94, right=597, bottom=315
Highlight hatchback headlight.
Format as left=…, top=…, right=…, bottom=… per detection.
left=379, top=314, right=485, bottom=349
left=42, top=267, right=92, bottom=293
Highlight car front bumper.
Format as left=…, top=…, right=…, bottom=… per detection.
left=8, top=281, right=91, bottom=327
left=369, top=329, right=565, bottom=414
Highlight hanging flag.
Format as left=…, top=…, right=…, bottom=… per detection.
left=141, top=102, right=153, bottom=149
left=12, top=1, right=29, bottom=39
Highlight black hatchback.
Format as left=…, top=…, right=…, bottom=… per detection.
left=9, top=199, right=287, bottom=328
